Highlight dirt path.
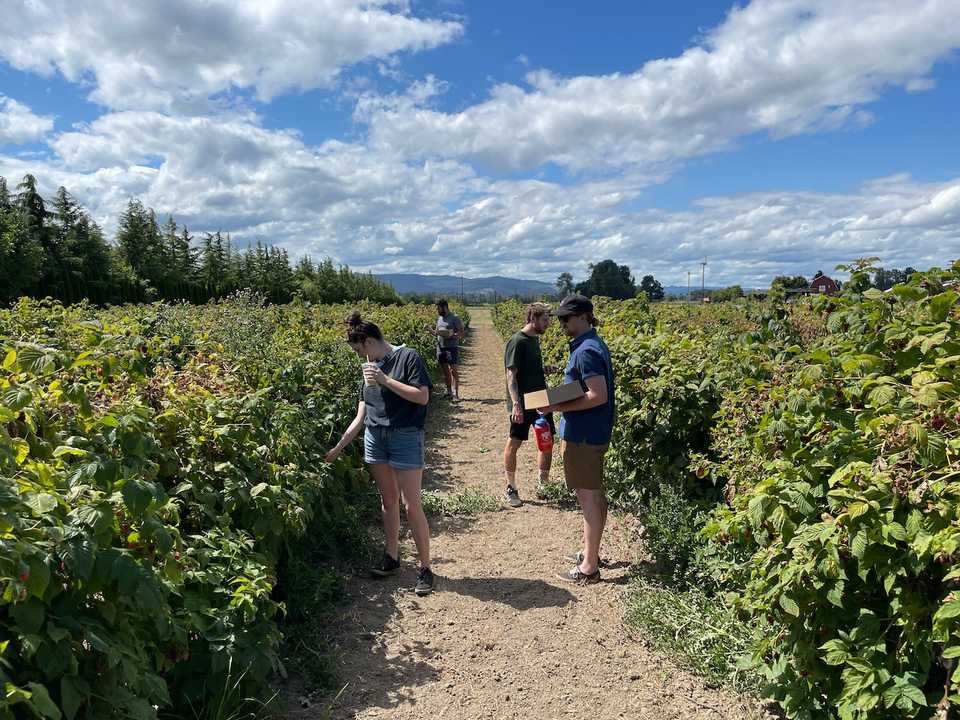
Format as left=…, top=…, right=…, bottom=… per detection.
left=289, top=308, right=766, bottom=720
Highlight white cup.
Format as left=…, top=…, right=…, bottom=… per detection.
left=362, top=361, right=378, bottom=386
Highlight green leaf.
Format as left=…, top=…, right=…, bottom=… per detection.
left=821, top=639, right=849, bottom=665
left=60, top=676, right=86, bottom=720
left=11, top=598, right=45, bottom=634
left=26, top=559, right=50, bottom=599
left=748, top=494, right=768, bottom=528
left=899, top=682, right=927, bottom=706
left=52, top=446, right=87, bottom=459
left=779, top=594, right=800, bottom=616
left=851, top=532, right=869, bottom=559
left=122, top=479, right=154, bottom=517
left=25, top=493, right=58, bottom=516
left=25, top=683, right=61, bottom=720
left=886, top=522, right=907, bottom=542
left=848, top=502, right=869, bottom=519
left=827, top=581, right=845, bottom=608
left=2, top=349, right=16, bottom=370
left=941, top=646, right=960, bottom=659
left=3, top=386, right=33, bottom=410
left=868, top=385, right=897, bottom=407
left=937, top=600, right=960, bottom=621
left=929, top=290, right=958, bottom=322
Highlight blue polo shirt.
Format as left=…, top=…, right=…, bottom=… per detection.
left=558, top=328, right=615, bottom=444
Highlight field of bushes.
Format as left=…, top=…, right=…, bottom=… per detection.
left=0, top=292, right=458, bottom=720
left=493, top=259, right=960, bottom=719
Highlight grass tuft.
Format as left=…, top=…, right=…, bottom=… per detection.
left=422, top=486, right=500, bottom=516
left=626, top=574, right=763, bottom=695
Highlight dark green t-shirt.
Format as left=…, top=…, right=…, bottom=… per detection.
left=504, top=330, right=546, bottom=413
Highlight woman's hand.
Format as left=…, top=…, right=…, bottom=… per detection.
left=325, top=445, right=342, bottom=463
left=362, top=364, right=386, bottom=385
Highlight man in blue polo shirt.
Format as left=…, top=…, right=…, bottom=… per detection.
left=544, top=294, right=615, bottom=584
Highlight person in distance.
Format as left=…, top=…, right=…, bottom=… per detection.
left=541, top=295, right=615, bottom=585
left=502, top=302, right=556, bottom=508
left=432, top=299, right=465, bottom=401
left=325, top=311, right=435, bottom=596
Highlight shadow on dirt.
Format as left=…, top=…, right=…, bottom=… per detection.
left=438, top=575, right=576, bottom=610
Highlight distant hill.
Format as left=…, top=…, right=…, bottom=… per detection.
left=376, top=273, right=555, bottom=298
left=661, top=285, right=721, bottom=297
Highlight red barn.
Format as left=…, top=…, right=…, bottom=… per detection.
left=810, top=272, right=839, bottom=296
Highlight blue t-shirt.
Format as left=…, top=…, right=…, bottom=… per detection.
left=558, top=328, right=615, bottom=444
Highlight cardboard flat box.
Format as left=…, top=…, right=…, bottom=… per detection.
left=523, top=381, right=584, bottom=410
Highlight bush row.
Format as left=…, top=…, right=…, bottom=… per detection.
left=494, top=260, right=960, bottom=718
left=0, top=293, right=456, bottom=720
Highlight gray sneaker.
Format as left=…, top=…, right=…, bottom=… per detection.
left=415, top=567, right=435, bottom=596
left=505, top=485, right=523, bottom=508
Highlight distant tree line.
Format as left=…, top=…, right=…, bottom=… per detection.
left=769, top=266, right=918, bottom=294
left=0, top=174, right=400, bottom=306
left=555, top=260, right=665, bottom=301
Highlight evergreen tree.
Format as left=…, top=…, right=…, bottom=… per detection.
left=0, top=197, right=44, bottom=302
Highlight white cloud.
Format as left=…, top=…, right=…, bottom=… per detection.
left=361, top=0, right=960, bottom=172
left=0, top=0, right=462, bottom=111
left=2, top=107, right=958, bottom=287
left=0, top=96, right=54, bottom=145
left=0, top=0, right=957, bottom=289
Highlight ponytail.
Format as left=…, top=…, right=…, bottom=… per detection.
left=345, top=311, right=384, bottom=344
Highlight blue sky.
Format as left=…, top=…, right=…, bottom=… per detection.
left=1, top=0, right=959, bottom=288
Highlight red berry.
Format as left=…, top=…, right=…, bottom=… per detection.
left=18, top=570, right=29, bottom=582
left=932, top=415, right=946, bottom=431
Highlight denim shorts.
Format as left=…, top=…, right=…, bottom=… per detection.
left=363, top=426, right=425, bottom=470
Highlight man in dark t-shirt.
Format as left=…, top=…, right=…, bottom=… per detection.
left=434, top=299, right=465, bottom=401
left=502, top=302, right=555, bottom=508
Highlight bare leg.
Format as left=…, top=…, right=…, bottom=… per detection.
left=441, top=363, right=453, bottom=394
left=396, top=468, right=431, bottom=568
left=370, top=464, right=401, bottom=559
left=503, top=438, right=522, bottom=488
left=450, top=364, right=460, bottom=397
left=575, top=488, right=607, bottom=574
left=537, top=446, right=553, bottom=482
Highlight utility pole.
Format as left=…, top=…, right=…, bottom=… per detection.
left=687, top=271, right=691, bottom=303
left=700, top=257, right=708, bottom=300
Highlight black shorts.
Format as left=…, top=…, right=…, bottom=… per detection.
left=438, top=347, right=460, bottom=365
left=509, top=411, right=555, bottom=442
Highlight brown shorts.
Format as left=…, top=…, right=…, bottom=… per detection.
left=562, top=440, right=609, bottom=490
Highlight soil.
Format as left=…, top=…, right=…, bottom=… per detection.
left=282, top=308, right=770, bottom=720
